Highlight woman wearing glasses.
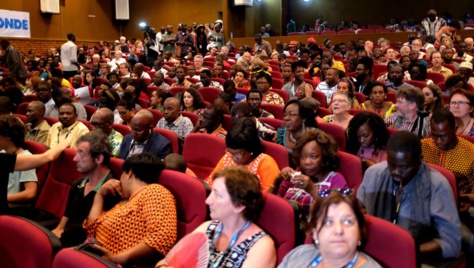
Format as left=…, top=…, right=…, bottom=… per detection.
left=322, top=92, right=353, bottom=131
left=205, top=118, right=280, bottom=191
left=271, top=129, right=347, bottom=220
left=279, top=190, right=381, bottom=268
left=449, top=89, right=474, bottom=136
left=359, top=83, right=396, bottom=119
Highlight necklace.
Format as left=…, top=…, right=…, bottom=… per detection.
left=289, top=132, right=297, bottom=143
left=457, top=118, right=473, bottom=134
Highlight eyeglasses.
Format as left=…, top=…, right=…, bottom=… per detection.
left=332, top=99, right=348, bottom=104
left=318, top=188, right=354, bottom=198
left=225, top=148, right=246, bottom=158
left=431, top=133, right=450, bottom=140
left=450, top=101, right=470, bottom=107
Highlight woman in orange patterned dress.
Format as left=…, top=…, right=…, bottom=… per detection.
left=84, top=153, right=177, bottom=267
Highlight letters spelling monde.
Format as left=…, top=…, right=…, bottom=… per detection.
left=0, top=18, right=28, bottom=30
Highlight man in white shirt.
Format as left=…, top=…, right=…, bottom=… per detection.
left=109, top=51, right=126, bottom=72
left=60, top=33, right=79, bottom=80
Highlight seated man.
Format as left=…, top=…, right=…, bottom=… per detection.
left=191, top=104, right=227, bottom=139
left=133, top=63, right=150, bottom=79
left=322, top=51, right=345, bottom=72
left=47, top=103, right=90, bottom=149
left=246, top=89, right=274, bottom=118
left=25, top=101, right=51, bottom=146
left=421, top=109, right=474, bottom=205
left=385, top=86, right=430, bottom=138
left=357, top=131, right=461, bottom=260
left=50, top=86, right=87, bottom=120
left=453, top=41, right=473, bottom=63
left=150, top=72, right=171, bottom=91
left=428, top=51, right=453, bottom=82
left=156, top=97, right=193, bottom=141
left=316, top=68, right=340, bottom=103
left=231, top=102, right=275, bottom=141
left=256, top=72, right=284, bottom=106
left=170, top=67, right=192, bottom=88
left=196, top=69, right=223, bottom=90
left=185, top=64, right=200, bottom=80
left=51, top=130, right=121, bottom=247
left=90, top=108, right=123, bottom=157
left=458, top=62, right=474, bottom=87
left=385, top=65, right=413, bottom=91
left=118, top=110, right=171, bottom=160
left=223, top=80, right=245, bottom=103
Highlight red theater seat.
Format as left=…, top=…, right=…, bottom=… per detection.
left=53, top=248, right=116, bottom=268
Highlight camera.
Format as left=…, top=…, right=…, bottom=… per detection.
left=139, top=22, right=151, bottom=33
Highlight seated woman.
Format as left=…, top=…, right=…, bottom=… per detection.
left=449, top=89, right=474, bottom=135
left=180, top=87, right=206, bottom=117
left=328, top=78, right=360, bottom=111
left=279, top=190, right=382, bottom=268
left=360, top=82, right=396, bottom=119
left=346, top=112, right=389, bottom=169
left=271, top=129, right=347, bottom=218
left=322, top=92, right=354, bottom=130
left=156, top=167, right=276, bottom=268
left=84, top=153, right=177, bottom=267
left=445, top=74, right=467, bottom=95
left=0, top=115, right=38, bottom=213
left=233, top=69, right=250, bottom=89
left=205, top=118, right=280, bottom=191
left=276, top=99, right=318, bottom=167
left=150, top=89, right=172, bottom=112
left=422, top=84, right=444, bottom=115
left=116, top=98, right=135, bottom=126
left=408, top=63, right=434, bottom=85
left=85, top=70, right=101, bottom=90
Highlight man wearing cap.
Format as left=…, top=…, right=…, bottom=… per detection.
left=253, top=34, right=272, bottom=56
left=458, top=62, right=474, bottom=87
left=288, top=41, right=298, bottom=55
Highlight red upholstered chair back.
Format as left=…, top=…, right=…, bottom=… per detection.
left=13, top=113, right=27, bottom=124
left=25, top=140, right=50, bottom=193
left=181, top=111, right=200, bottom=126
left=337, top=151, right=363, bottom=190
left=53, top=248, right=116, bottom=268
left=164, top=77, right=175, bottom=86
left=270, top=88, right=290, bottom=103
left=318, top=122, right=346, bottom=151
left=44, top=116, right=59, bottom=126
left=222, top=114, right=234, bottom=132
left=182, top=133, right=227, bottom=180
left=187, top=77, right=199, bottom=84
left=354, top=92, right=366, bottom=104
left=198, top=87, right=222, bottom=103
left=363, top=214, right=417, bottom=268
left=259, top=117, right=284, bottom=130
left=23, top=94, right=38, bottom=102
left=406, top=80, right=427, bottom=89
left=372, top=64, right=388, bottom=79
left=270, top=71, right=283, bottom=79
left=211, top=77, right=225, bottom=85
left=170, top=86, right=187, bottom=96
left=427, top=163, right=458, bottom=204
left=442, top=64, right=457, bottom=74
left=83, top=104, right=97, bottom=120
left=35, top=148, right=84, bottom=218
left=387, top=127, right=398, bottom=137
left=261, top=140, right=289, bottom=170
left=316, top=107, right=331, bottom=117
left=109, top=157, right=124, bottom=180
left=112, top=124, right=132, bottom=136
left=154, top=128, right=180, bottom=154
left=158, top=170, right=208, bottom=239
left=78, top=120, right=93, bottom=130
left=17, top=102, right=29, bottom=115
left=386, top=91, right=397, bottom=103
left=312, top=90, right=328, bottom=108
left=0, top=215, right=61, bottom=268
left=257, top=193, right=295, bottom=265
left=149, top=109, right=164, bottom=126
left=271, top=78, right=285, bottom=90
left=260, top=104, right=284, bottom=120
left=137, top=98, right=150, bottom=108
left=426, top=72, right=446, bottom=85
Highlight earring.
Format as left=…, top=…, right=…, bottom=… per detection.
left=357, top=241, right=361, bottom=246
left=315, top=240, right=320, bottom=247
left=128, top=177, right=132, bottom=184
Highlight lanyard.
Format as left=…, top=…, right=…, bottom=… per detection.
left=392, top=184, right=405, bottom=224
left=209, top=221, right=250, bottom=268
left=310, top=251, right=359, bottom=268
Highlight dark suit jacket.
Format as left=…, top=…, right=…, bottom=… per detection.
left=118, top=131, right=171, bottom=160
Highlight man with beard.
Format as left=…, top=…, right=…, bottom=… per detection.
left=354, top=57, right=376, bottom=98
left=441, top=47, right=459, bottom=70
left=246, top=89, right=274, bottom=118
left=357, top=131, right=461, bottom=261
left=453, top=41, right=474, bottom=63
left=191, top=104, right=227, bottom=139
left=51, top=130, right=120, bottom=247
left=385, top=65, right=413, bottom=91
left=322, top=51, right=345, bottom=72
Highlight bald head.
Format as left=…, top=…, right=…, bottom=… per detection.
left=95, top=108, right=114, bottom=123
left=91, top=108, right=114, bottom=134
left=134, top=63, right=145, bottom=76
left=29, top=100, right=45, bottom=114
left=133, top=109, right=154, bottom=126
